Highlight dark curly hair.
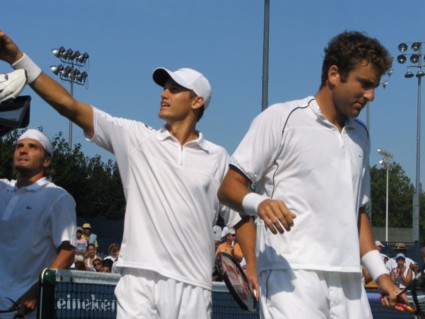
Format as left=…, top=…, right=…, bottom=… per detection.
left=320, top=31, right=393, bottom=87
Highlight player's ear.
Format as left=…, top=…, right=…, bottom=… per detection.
left=328, top=65, right=340, bottom=86
left=43, top=154, right=52, bottom=168
left=192, top=96, right=205, bottom=110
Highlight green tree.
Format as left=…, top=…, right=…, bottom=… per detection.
left=0, top=129, right=18, bottom=178
left=370, top=163, right=416, bottom=230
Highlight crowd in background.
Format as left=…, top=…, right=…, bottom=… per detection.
left=70, top=222, right=120, bottom=273
left=69, top=221, right=425, bottom=288
left=363, top=240, right=425, bottom=289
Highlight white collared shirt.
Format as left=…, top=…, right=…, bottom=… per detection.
left=89, top=107, right=241, bottom=289
left=231, top=97, right=370, bottom=274
left=0, top=177, right=76, bottom=301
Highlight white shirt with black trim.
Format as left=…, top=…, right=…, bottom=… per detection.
left=231, top=96, right=370, bottom=274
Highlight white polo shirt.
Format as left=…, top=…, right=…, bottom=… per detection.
left=0, top=177, right=76, bottom=302
left=89, top=107, right=241, bottom=289
left=231, top=97, right=370, bottom=274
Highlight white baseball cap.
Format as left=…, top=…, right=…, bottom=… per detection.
left=375, top=240, right=384, bottom=247
left=152, top=67, right=212, bottom=108
left=18, top=129, right=53, bottom=155
left=212, top=225, right=222, bottom=241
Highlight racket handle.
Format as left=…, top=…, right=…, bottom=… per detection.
left=395, top=303, right=414, bottom=313
left=380, top=295, right=414, bottom=313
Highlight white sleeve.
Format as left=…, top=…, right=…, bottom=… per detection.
left=50, top=191, right=77, bottom=248
left=231, top=103, right=288, bottom=183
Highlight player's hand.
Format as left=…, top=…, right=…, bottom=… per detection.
left=257, top=199, right=296, bottom=234
left=377, top=274, right=409, bottom=311
left=16, top=283, right=38, bottom=317
left=0, top=30, right=23, bottom=64
left=244, top=263, right=259, bottom=300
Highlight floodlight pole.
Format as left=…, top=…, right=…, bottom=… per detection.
left=396, top=41, right=424, bottom=242
left=69, top=80, right=74, bottom=149
left=378, top=148, right=393, bottom=242
left=413, top=72, right=422, bottom=242
left=50, top=47, right=89, bottom=150
left=261, top=0, right=270, bottom=111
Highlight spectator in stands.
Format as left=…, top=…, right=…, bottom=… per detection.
left=390, top=253, right=413, bottom=289
left=386, top=242, right=418, bottom=275
left=74, top=260, right=86, bottom=271
left=104, top=242, right=120, bottom=263
left=75, top=226, right=88, bottom=262
left=215, top=228, right=244, bottom=264
left=212, top=225, right=222, bottom=249
left=0, top=129, right=76, bottom=318
left=93, top=257, right=103, bottom=272
left=101, top=259, right=114, bottom=273
left=375, top=240, right=388, bottom=262
left=82, top=223, right=99, bottom=250
left=84, top=244, right=101, bottom=272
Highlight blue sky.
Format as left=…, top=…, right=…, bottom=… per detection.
left=2, top=0, right=425, bottom=186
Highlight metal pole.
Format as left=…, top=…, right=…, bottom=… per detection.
left=261, top=0, right=270, bottom=111
left=413, top=75, right=422, bottom=242
left=69, top=80, right=74, bottom=150
left=366, top=102, right=372, bottom=223
left=385, top=167, right=389, bottom=242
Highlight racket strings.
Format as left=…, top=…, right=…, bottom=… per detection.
left=216, top=252, right=257, bottom=313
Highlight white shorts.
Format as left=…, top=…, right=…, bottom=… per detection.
left=258, top=269, right=372, bottom=319
left=114, top=268, right=212, bottom=319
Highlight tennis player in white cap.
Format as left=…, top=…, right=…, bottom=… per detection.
left=0, top=30, right=257, bottom=318
left=0, top=129, right=76, bottom=318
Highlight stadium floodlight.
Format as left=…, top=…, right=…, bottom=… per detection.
left=51, top=46, right=89, bottom=149
left=396, top=40, right=425, bottom=242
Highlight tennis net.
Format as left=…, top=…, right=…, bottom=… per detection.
left=37, top=268, right=414, bottom=319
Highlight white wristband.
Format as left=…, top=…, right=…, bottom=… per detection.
left=12, top=53, right=42, bottom=84
left=242, top=193, right=268, bottom=216
left=361, top=250, right=388, bottom=281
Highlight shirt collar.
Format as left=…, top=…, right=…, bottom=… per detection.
left=310, top=97, right=356, bottom=130
left=156, top=125, right=211, bottom=153
left=11, top=177, right=50, bottom=192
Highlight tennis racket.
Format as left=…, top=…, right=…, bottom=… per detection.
left=399, top=269, right=425, bottom=318
left=215, top=251, right=257, bottom=313
left=383, top=269, right=425, bottom=317
left=0, top=297, right=23, bottom=318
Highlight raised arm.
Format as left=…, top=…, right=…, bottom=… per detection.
left=0, top=30, right=95, bottom=137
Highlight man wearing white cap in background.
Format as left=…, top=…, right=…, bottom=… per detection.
left=375, top=240, right=388, bottom=263
left=0, top=129, right=76, bottom=318
left=0, top=30, right=257, bottom=318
